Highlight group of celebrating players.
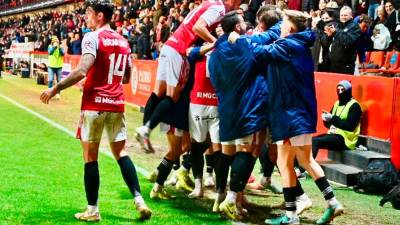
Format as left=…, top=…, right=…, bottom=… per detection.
left=40, top=0, right=344, bottom=224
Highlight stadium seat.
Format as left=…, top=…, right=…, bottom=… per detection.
left=380, top=51, right=400, bottom=76
left=362, top=51, right=386, bottom=73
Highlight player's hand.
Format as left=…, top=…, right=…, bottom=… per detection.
left=216, top=25, right=224, bottom=38
left=228, top=31, right=240, bottom=44
left=40, top=87, right=57, bottom=104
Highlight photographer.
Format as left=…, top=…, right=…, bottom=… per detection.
left=47, top=36, right=64, bottom=99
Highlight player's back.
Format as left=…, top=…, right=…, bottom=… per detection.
left=190, top=57, right=218, bottom=106
left=165, top=0, right=225, bottom=55
left=81, top=28, right=131, bottom=112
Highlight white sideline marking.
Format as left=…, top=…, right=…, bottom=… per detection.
left=0, top=92, right=149, bottom=177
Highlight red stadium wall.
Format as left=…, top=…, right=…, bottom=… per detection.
left=62, top=56, right=400, bottom=169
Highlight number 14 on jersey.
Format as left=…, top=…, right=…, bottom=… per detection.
left=108, top=53, right=128, bottom=84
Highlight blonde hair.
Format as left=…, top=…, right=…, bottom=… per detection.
left=284, top=10, right=310, bottom=32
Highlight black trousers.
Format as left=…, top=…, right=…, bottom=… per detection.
left=330, top=62, right=355, bottom=75
left=312, top=133, right=347, bottom=158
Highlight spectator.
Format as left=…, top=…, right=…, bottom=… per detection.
left=34, top=35, right=46, bottom=51
left=355, top=14, right=372, bottom=68
left=155, top=16, right=170, bottom=44
left=326, top=6, right=361, bottom=74
left=385, top=1, right=397, bottom=38
left=168, top=8, right=181, bottom=32
left=70, top=32, right=82, bottom=55
left=317, top=9, right=338, bottom=72
left=137, top=25, right=152, bottom=59
left=153, top=0, right=167, bottom=31
left=312, top=80, right=362, bottom=158
left=362, top=0, right=380, bottom=20
left=371, top=23, right=392, bottom=50
left=47, top=36, right=64, bottom=99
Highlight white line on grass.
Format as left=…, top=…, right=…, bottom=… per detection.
left=0, top=92, right=149, bottom=177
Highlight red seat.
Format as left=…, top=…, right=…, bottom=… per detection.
left=381, top=51, right=400, bottom=75
left=362, top=51, right=386, bottom=73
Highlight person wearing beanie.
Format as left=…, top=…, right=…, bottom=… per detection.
left=312, top=80, right=363, bottom=158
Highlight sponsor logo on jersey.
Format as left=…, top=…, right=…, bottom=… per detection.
left=196, top=92, right=217, bottom=99
left=94, top=96, right=124, bottom=105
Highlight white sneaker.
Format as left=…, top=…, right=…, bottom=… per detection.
left=296, top=194, right=312, bottom=215
left=135, top=126, right=154, bottom=153
left=74, top=206, right=101, bottom=222
left=55, top=94, right=60, bottom=100
left=188, top=188, right=204, bottom=198
left=165, top=171, right=177, bottom=186
left=204, top=173, right=215, bottom=187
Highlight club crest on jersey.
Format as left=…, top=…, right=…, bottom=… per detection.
left=84, top=40, right=95, bottom=51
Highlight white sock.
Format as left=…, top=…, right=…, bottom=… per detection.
left=194, top=178, right=202, bottom=190
left=260, top=176, right=271, bottom=187
left=88, top=205, right=98, bottom=213
left=154, top=183, right=162, bottom=192
left=286, top=210, right=297, bottom=218
left=226, top=191, right=237, bottom=204
left=134, top=196, right=145, bottom=208
left=297, top=193, right=309, bottom=201
left=327, top=197, right=338, bottom=207
left=205, top=172, right=213, bottom=178
left=142, top=123, right=151, bottom=133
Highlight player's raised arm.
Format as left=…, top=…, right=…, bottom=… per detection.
left=193, top=18, right=217, bottom=43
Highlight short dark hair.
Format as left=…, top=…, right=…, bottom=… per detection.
left=258, top=9, right=281, bottom=30
left=221, top=11, right=241, bottom=34
left=85, top=0, right=114, bottom=22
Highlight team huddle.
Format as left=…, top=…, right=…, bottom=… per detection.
left=40, top=0, right=344, bottom=224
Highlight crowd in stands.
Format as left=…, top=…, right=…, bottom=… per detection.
left=2, top=0, right=400, bottom=75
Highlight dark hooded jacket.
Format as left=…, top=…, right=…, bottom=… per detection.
left=323, top=81, right=362, bottom=131
left=250, top=29, right=317, bottom=141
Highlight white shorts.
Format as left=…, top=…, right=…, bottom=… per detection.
left=275, top=133, right=312, bottom=146
left=76, top=110, right=127, bottom=143
left=156, top=45, right=190, bottom=88
left=160, top=122, right=184, bottom=137
left=188, top=103, right=220, bottom=143
left=222, top=130, right=265, bottom=146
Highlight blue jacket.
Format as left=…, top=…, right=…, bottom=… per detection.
left=209, top=34, right=269, bottom=142
left=251, top=29, right=317, bottom=141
